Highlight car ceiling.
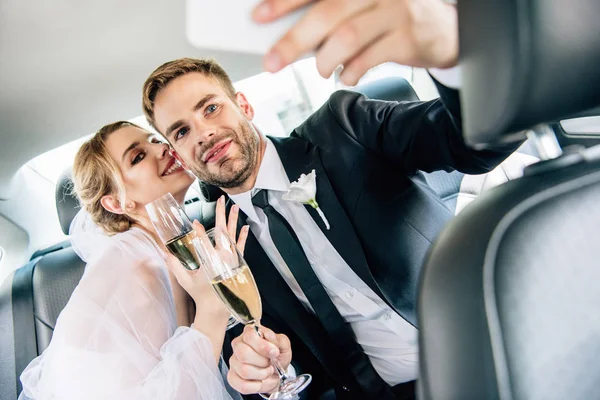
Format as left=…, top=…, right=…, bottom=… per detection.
left=0, top=0, right=264, bottom=198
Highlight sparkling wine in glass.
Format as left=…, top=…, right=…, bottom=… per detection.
left=195, top=226, right=312, bottom=399
left=145, top=192, right=239, bottom=330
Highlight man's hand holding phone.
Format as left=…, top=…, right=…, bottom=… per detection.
left=253, top=0, right=459, bottom=85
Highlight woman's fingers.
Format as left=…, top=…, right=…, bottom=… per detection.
left=237, top=225, right=250, bottom=255
left=212, top=195, right=247, bottom=251
left=165, top=254, right=191, bottom=287
left=227, top=204, right=240, bottom=240
left=192, top=219, right=207, bottom=237
left=215, top=195, right=227, bottom=231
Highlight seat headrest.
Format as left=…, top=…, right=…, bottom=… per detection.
left=459, top=0, right=600, bottom=146
left=197, top=182, right=226, bottom=202
left=55, top=168, right=80, bottom=235
left=354, top=76, right=420, bottom=102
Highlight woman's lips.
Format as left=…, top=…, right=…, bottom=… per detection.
left=162, top=157, right=184, bottom=176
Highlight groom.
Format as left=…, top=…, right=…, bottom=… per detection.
left=141, top=2, right=520, bottom=398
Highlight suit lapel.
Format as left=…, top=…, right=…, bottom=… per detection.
left=269, top=136, right=386, bottom=302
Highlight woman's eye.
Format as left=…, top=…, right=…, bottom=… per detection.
left=131, top=152, right=145, bottom=165
left=175, top=127, right=189, bottom=141
left=150, top=137, right=162, bottom=144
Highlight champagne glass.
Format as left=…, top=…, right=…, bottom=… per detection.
left=194, top=226, right=312, bottom=399
left=145, top=192, right=239, bottom=330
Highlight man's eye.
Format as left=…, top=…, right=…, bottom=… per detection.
left=132, top=152, right=145, bottom=165
left=206, top=104, right=218, bottom=114
left=175, top=127, right=189, bottom=141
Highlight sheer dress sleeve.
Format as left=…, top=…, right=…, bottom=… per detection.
left=19, top=229, right=233, bottom=400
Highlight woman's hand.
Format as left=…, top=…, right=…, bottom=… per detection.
left=215, top=195, right=250, bottom=256
left=166, top=196, right=250, bottom=361
left=166, top=196, right=249, bottom=312
left=253, top=0, right=459, bottom=85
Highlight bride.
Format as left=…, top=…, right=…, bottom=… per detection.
left=19, top=121, right=249, bottom=400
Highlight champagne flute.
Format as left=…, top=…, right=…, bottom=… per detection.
left=194, top=226, right=312, bottom=399
left=145, top=192, right=239, bottom=330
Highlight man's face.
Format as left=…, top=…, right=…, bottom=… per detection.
left=153, top=72, right=260, bottom=189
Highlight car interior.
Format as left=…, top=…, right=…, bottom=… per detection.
left=1, top=1, right=599, bottom=399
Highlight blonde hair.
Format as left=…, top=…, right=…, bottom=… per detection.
left=72, top=121, right=141, bottom=235
left=142, top=58, right=237, bottom=132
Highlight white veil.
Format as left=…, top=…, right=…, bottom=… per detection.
left=19, top=209, right=238, bottom=400
left=69, top=209, right=114, bottom=263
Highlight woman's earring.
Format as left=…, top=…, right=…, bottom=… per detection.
left=126, top=202, right=135, bottom=211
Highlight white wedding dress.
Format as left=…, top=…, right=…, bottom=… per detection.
left=19, top=211, right=238, bottom=400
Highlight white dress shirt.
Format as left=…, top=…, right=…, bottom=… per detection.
left=230, top=140, right=419, bottom=386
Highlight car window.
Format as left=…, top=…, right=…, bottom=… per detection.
left=560, top=116, right=600, bottom=137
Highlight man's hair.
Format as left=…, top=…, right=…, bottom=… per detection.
left=142, top=58, right=237, bottom=132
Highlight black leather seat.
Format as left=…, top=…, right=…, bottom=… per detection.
left=354, top=76, right=538, bottom=214
left=418, top=1, right=600, bottom=399
left=0, top=169, right=85, bottom=400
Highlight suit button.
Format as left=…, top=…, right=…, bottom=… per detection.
left=345, top=290, right=354, bottom=299
left=382, top=312, right=392, bottom=321
left=342, top=386, right=350, bottom=391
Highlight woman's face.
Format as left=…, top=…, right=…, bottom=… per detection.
left=104, top=125, right=195, bottom=214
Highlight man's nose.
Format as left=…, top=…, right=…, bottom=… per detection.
left=191, top=121, right=216, bottom=145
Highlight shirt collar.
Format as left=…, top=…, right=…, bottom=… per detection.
left=228, top=138, right=289, bottom=221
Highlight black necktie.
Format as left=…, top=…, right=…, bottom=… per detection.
left=251, top=189, right=393, bottom=398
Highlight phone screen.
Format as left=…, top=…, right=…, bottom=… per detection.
left=186, top=0, right=309, bottom=55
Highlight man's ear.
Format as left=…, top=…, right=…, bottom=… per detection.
left=235, top=92, right=255, bottom=120
left=100, top=195, right=125, bottom=215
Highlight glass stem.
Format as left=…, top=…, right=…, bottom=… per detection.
left=253, top=323, right=289, bottom=381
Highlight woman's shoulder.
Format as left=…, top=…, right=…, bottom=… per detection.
left=92, top=228, right=162, bottom=261
left=73, top=228, right=171, bottom=306
left=80, top=228, right=167, bottom=283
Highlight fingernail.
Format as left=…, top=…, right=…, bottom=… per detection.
left=265, top=51, right=283, bottom=72
left=233, top=204, right=239, bottom=212
left=269, top=348, right=278, bottom=358
left=254, top=3, right=272, bottom=20
left=219, top=195, right=225, bottom=204
left=341, top=71, right=359, bottom=87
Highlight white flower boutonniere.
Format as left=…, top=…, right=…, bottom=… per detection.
left=282, top=169, right=330, bottom=230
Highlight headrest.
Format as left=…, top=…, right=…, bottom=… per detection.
left=459, top=0, right=600, bottom=146
left=55, top=168, right=80, bottom=235
left=198, top=182, right=226, bottom=202
left=354, top=76, right=420, bottom=102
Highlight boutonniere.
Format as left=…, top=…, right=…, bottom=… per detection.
left=282, top=169, right=330, bottom=230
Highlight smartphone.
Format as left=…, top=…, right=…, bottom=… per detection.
left=186, top=0, right=310, bottom=55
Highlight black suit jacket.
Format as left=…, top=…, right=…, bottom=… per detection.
left=221, top=83, right=521, bottom=399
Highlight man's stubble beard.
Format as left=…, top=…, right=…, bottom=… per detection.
left=190, top=120, right=260, bottom=189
